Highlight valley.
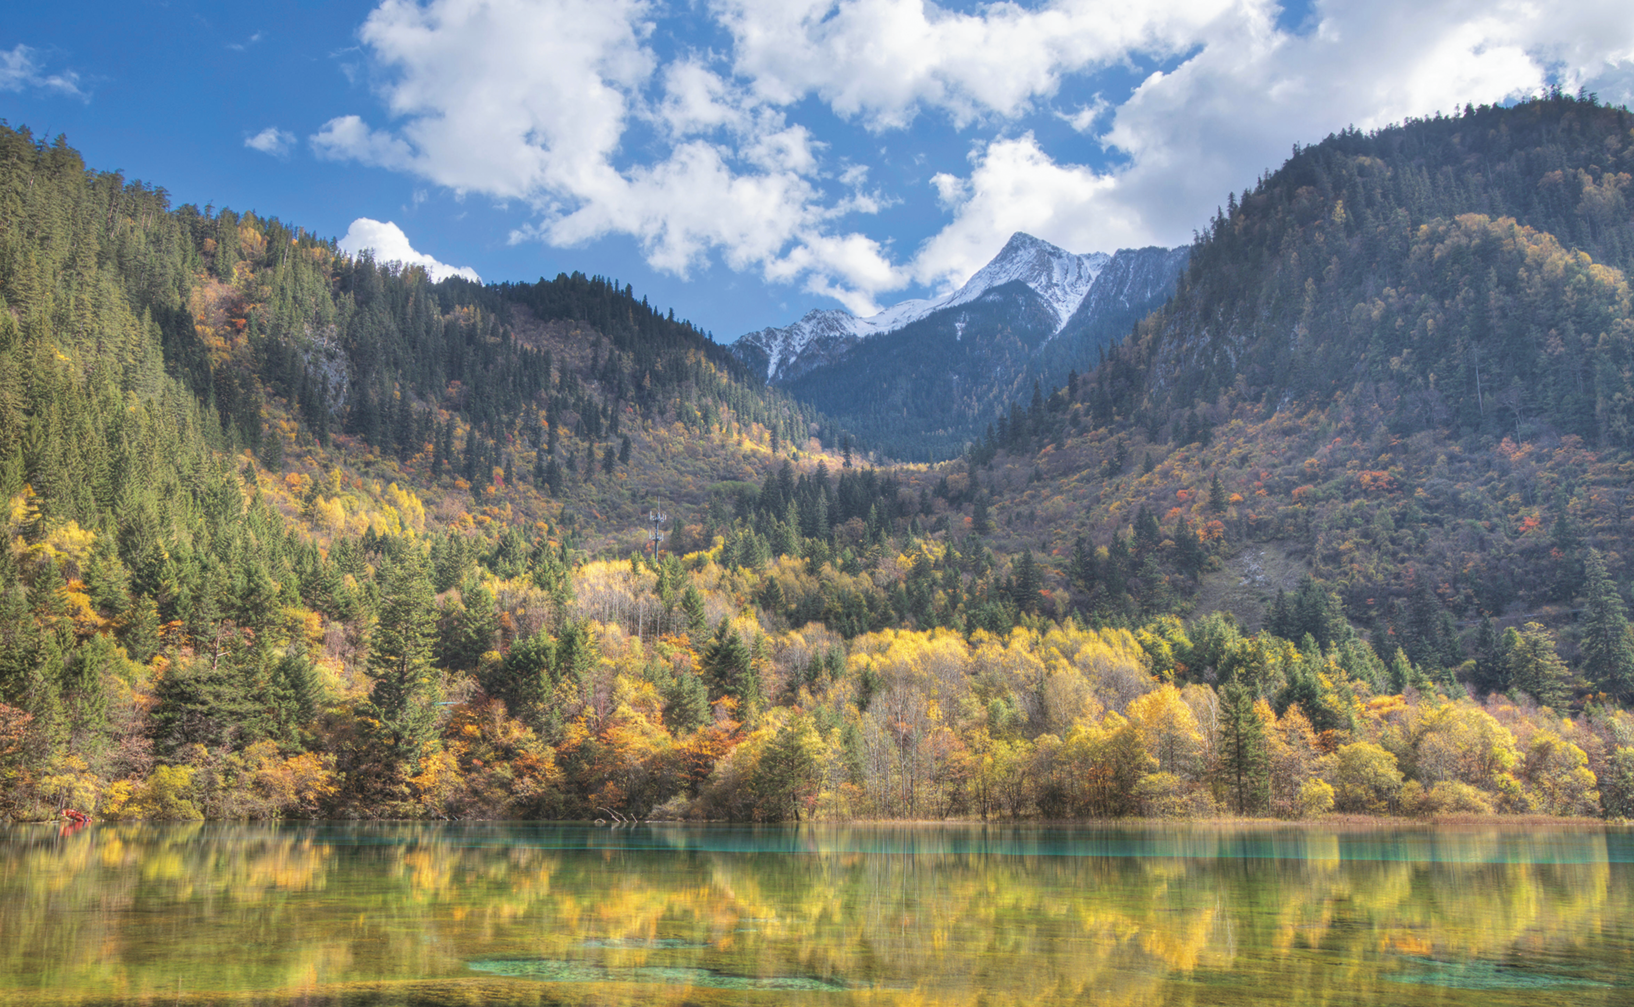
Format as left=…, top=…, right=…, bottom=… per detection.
left=3, top=94, right=1634, bottom=826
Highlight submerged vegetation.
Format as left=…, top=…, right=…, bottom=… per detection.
left=7, top=99, right=1634, bottom=823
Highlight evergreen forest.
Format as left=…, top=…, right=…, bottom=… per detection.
left=6, top=96, right=1634, bottom=825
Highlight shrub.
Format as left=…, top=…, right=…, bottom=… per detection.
left=1403, top=779, right=1494, bottom=817
left=1297, top=777, right=1335, bottom=817
left=1330, top=742, right=1404, bottom=814
left=1134, top=772, right=1216, bottom=818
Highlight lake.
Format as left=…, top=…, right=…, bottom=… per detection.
left=1, top=822, right=1631, bottom=1005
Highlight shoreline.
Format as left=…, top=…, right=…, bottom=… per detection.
left=6, top=813, right=1625, bottom=829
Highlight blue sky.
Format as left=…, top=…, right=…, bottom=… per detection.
left=7, top=1, right=1634, bottom=341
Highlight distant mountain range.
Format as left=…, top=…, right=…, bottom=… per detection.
left=732, top=233, right=1187, bottom=458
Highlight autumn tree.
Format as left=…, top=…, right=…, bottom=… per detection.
left=1127, top=684, right=1205, bottom=780
left=1330, top=742, right=1404, bottom=814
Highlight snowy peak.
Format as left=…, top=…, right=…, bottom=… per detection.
left=941, top=232, right=1108, bottom=330
left=735, top=308, right=863, bottom=385
left=735, top=232, right=1131, bottom=383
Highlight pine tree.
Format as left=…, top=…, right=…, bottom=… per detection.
left=751, top=714, right=820, bottom=820
left=365, top=552, right=442, bottom=770
left=1500, top=622, right=1571, bottom=709
left=1580, top=548, right=1634, bottom=701
left=150, top=654, right=258, bottom=759
left=1011, top=550, right=1042, bottom=614
left=972, top=494, right=993, bottom=535
left=701, top=618, right=760, bottom=717
left=1217, top=682, right=1270, bottom=815
left=439, top=577, right=498, bottom=672
left=663, top=669, right=710, bottom=735
left=1470, top=616, right=1502, bottom=694
left=1208, top=473, right=1228, bottom=513
left=681, top=585, right=707, bottom=639
left=267, top=644, right=320, bottom=748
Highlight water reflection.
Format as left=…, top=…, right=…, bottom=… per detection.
left=0, top=823, right=1630, bottom=1005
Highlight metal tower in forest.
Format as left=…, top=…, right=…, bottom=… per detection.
left=648, top=500, right=667, bottom=560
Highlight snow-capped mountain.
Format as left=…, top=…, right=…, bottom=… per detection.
left=742, top=238, right=1188, bottom=459
left=948, top=232, right=1109, bottom=330
left=735, top=232, right=1111, bottom=383
left=1057, top=245, right=1191, bottom=338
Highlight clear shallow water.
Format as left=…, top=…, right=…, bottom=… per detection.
left=1, top=822, right=1631, bottom=1005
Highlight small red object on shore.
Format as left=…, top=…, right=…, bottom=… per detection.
left=62, top=809, right=89, bottom=825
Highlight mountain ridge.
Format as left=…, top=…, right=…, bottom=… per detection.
left=735, top=232, right=1129, bottom=384
left=752, top=239, right=1187, bottom=459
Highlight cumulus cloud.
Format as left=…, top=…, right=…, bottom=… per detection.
left=913, top=134, right=1139, bottom=288
left=311, top=114, right=416, bottom=168
left=711, top=0, right=1242, bottom=129
left=908, top=0, right=1634, bottom=287
left=319, top=0, right=904, bottom=312
left=317, top=0, right=1634, bottom=318
left=0, top=44, right=87, bottom=99
left=338, top=218, right=481, bottom=282
left=244, top=127, right=296, bottom=156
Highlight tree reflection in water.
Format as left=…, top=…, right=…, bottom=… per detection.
left=0, top=823, right=1628, bottom=1005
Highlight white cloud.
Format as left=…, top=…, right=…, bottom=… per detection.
left=910, top=0, right=1634, bottom=288
left=1056, top=96, right=1111, bottom=133
left=321, top=0, right=903, bottom=309
left=316, top=0, right=1634, bottom=322
left=311, top=114, right=416, bottom=169
left=338, top=218, right=482, bottom=282
left=0, top=44, right=87, bottom=99
left=339, top=0, right=652, bottom=198
left=1088, top=0, right=1634, bottom=245
left=656, top=59, right=751, bottom=138
left=244, top=127, right=296, bottom=156
left=913, top=134, right=1137, bottom=289
left=710, top=0, right=1245, bottom=129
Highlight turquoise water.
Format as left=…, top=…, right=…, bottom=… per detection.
left=1, top=822, right=1630, bottom=1005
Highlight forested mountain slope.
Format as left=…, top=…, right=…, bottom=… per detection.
left=1106, top=93, right=1634, bottom=437
left=5, top=104, right=1634, bottom=829
left=948, top=93, right=1634, bottom=695
left=0, top=123, right=857, bottom=819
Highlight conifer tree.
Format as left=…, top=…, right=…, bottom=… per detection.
left=681, top=585, right=708, bottom=639
left=1011, top=550, right=1042, bottom=614
left=1208, top=473, right=1228, bottom=513
left=1500, top=622, right=1571, bottom=710
left=752, top=714, right=820, bottom=820
left=1217, top=682, right=1270, bottom=814
left=972, top=494, right=992, bottom=535
left=1580, top=549, right=1634, bottom=701
left=267, top=644, right=320, bottom=748
left=663, top=670, right=710, bottom=735
left=365, top=551, right=442, bottom=770
left=150, top=654, right=258, bottom=759
left=701, top=619, right=760, bottom=718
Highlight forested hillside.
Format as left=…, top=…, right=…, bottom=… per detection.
left=5, top=101, right=1634, bottom=827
